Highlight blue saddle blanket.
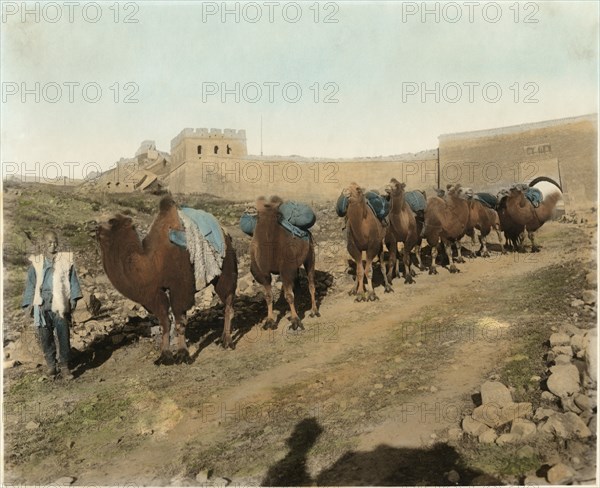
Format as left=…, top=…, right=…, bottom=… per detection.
left=405, top=191, right=427, bottom=213
left=336, top=191, right=390, bottom=221
left=474, top=192, right=498, bottom=209
left=525, top=187, right=543, bottom=208
left=168, top=207, right=225, bottom=257
left=240, top=201, right=314, bottom=241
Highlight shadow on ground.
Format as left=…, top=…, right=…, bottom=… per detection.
left=263, top=417, right=501, bottom=487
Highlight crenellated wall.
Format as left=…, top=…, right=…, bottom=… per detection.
left=171, top=128, right=247, bottom=165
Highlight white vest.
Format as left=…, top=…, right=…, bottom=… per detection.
left=29, top=252, right=73, bottom=317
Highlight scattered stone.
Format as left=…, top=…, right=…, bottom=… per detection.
left=587, top=414, right=596, bottom=432
left=574, top=465, right=597, bottom=483
left=552, top=345, right=573, bottom=357
left=446, top=470, right=460, bottom=484
left=540, top=412, right=592, bottom=439
left=547, top=463, right=575, bottom=485
left=561, top=396, right=583, bottom=414
left=25, top=420, right=40, bottom=430
left=585, top=271, right=597, bottom=287
left=571, top=334, right=587, bottom=354
left=472, top=402, right=533, bottom=428
left=478, top=428, right=497, bottom=444
left=541, top=391, right=559, bottom=402
left=53, top=477, right=76, bottom=485
left=480, top=381, right=513, bottom=406
left=573, top=393, right=596, bottom=410
left=373, top=383, right=384, bottom=389
left=585, top=330, right=597, bottom=383
left=547, top=364, right=580, bottom=398
left=582, top=290, right=596, bottom=305
left=496, top=433, right=519, bottom=445
left=549, top=332, right=570, bottom=347
left=462, top=416, right=488, bottom=436
left=195, top=471, right=209, bottom=483
left=430, top=386, right=438, bottom=393
left=554, top=354, right=573, bottom=365
left=524, top=474, right=549, bottom=486
left=534, top=407, right=558, bottom=422
left=510, top=418, right=536, bottom=439
left=571, top=299, right=585, bottom=308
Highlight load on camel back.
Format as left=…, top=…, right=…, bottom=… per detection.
left=336, top=190, right=391, bottom=222
left=240, top=200, right=317, bottom=239
left=168, top=207, right=227, bottom=290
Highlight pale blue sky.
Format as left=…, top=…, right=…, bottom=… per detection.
left=1, top=1, right=598, bottom=176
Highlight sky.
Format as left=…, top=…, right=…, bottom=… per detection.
left=1, top=1, right=598, bottom=178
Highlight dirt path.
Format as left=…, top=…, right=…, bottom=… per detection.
left=4, top=219, right=595, bottom=486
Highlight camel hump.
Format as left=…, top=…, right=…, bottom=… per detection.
left=159, top=196, right=177, bottom=213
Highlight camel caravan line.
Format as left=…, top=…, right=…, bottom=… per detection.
left=96, top=177, right=562, bottom=364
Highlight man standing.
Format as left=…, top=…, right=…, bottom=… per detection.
left=22, top=230, right=83, bottom=379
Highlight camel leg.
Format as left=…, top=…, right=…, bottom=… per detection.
left=455, top=239, right=466, bottom=263
left=154, top=297, right=174, bottom=365
left=444, top=240, right=460, bottom=273
left=353, top=254, right=367, bottom=301
left=214, top=236, right=237, bottom=349
left=173, top=314, right=192, bottom=364
left=304, top=246, right=320, bottom=318
left=495, top=227, right=506, bottom=254
left=347, top=241, right=361, bottom=296
left=528, top=231, right=540, bottom=252
left=263, top=282, right=276, bottom=329
left=429, top=241, right=439, bottom=275
left=364, top=256, right=379, bottom=302
left=415, top=240, right=426, bottom=271
left=282, top=270, right=303, bottom=331
left=384, top=238, right=397, bottom=285
left=402, top=243, right=415, bottom=284
left=478, top=234, right=490, bottom=258
left=381, top=240, right=394, bottom=293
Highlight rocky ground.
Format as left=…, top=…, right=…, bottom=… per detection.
left=2, top=182, right=597, bottom=486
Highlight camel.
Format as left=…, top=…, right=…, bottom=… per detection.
left=250, top=196, right=319, bottom=331
left=461, top=191, right=505, bottom=257
left=343, top=182, right=391, bottom=300
left=421, top=184, right=470, bottom=274
left=96, top=196, right=237, bottom=364
left=384, top=179, right=421, bottom=284
left=497, top=182, right=561, bottom=252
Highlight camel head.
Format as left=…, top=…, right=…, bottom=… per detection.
left=343, top=182, right=366, bottom=201
left=96, top=214, right=135, bottom=246
left=461, top=187, right=474, bottom=199
left=256, top=195, right=283, bottom=213
left=384, top=178, right=406, bottom=197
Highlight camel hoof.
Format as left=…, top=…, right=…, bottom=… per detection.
left=531, top=246, right=540, bottom=253
left=404, top=275, right=415, bottom=285
left=419, top=265, right=426, bottom=272
left=367, top=292, right=379, bottom=302
left=429, top=267, right=438, bottom=275
left=348, top=288, right=358, bottom=296
left=482, top=251, right=490, bottom=258
left=154, top=350, right=175, bottom=366
left=262, top=318, right=276, bottom=330
left=384, top=285, right=394, bottom=293
left=289, top=318, right=304, bottom=331
left=220, top=334, right=235, bottom=350
left=410, top=269, right=417, bottom=277
left=355, top=293, right=366, bottom=302
left=449, top=265, right=460, bottom=274
left=455, top=257, right=465, bottom=264
left=309, top=310, right=321, bottom=318
left=174, top=349, right=192, bottom=364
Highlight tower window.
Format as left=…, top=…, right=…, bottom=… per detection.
left=214, top=145, right=219, bottom=154
left=227, top=144, right=232, bottom=154
left=197, top=145, right=202, bottom=155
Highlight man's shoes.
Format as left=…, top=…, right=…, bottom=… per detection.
left=59, top=363, right=74, bottom=380
left=45, top=365, right=57, bottom=377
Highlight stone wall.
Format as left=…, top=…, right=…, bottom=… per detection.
left=167, top=155, right=438, bottom=202
left=438, top=114, right=597, bottom=208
